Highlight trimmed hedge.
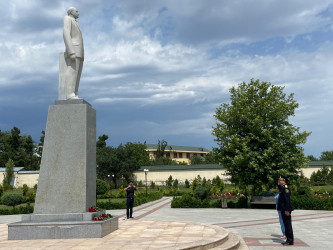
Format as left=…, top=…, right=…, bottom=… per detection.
left=0, top=205, right=34, bottom=215
left=172, top=194, right=210, bottom=208
left=97, top=191, right=163, bottom=209
left=172, top=195, right=250, bottom=208
left=291, top=196, right=333, bottom=210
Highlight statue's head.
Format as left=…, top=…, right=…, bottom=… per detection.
left=67, top=7, right=79, bottom=19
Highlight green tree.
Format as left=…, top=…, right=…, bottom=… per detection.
left=173, top=179, right=179, bottom=189
left=3, top=159, right=15, bottom=190
left=151, top=139, right=178, bottom=165
left=166, top=175, right=173, bottom=187
left=310, top=166, right=333, bottom=185
left=0, top=130, right=10, bottom=167
left=307, top=155, right=318, bottom=161
left=0, top=127, right=40, bottom=170
left=319, top=151, right=333, bottom=161
left=156, top=139, right=168, bottom=159
left=97, top=134, right=108, bottom=149
left=190, top=155, right=204, bottom=165
left=204, top=152, right=217, bottom=164
left=212, top=79, right=310, bottom=196
left=96, top=135, right=150, bottom=188
left=190, top=152, right=216, bottom=165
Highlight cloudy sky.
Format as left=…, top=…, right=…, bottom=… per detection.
left=1, top=0, right=333, bottom=157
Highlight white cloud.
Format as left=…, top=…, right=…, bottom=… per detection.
left=1, top=0, right=333, bottom=156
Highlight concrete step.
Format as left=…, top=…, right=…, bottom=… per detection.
left=211, top=231, right=249, bottom=250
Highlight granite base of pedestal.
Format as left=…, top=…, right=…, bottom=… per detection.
left=8, top=213, right=118, bottom=240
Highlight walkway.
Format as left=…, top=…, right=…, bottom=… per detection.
left=0, top=197, right=332, bottom=249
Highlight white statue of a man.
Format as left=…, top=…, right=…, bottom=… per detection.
left=63, top=7, right=84, bottom=99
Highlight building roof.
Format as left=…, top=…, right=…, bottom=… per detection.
left=307, top=160, right=333, bottom=167
left=146, top=144, right=210, bottom=153
left=0, top=167, right=25, bottom=172
left=137, top=164, right=223, bottom=171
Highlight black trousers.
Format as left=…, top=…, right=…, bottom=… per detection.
left=281, top=212, right=294, bottom=242
left=126, top=198, right=134, bottom=218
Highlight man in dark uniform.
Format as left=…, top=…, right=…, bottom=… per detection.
left=124, top=182, right=138, bottom=219
left=277, top=176, right=294, bottom=245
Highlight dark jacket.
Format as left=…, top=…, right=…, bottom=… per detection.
left=277, top=184, right=293, bottom=212
left=126, top=187, right=135, bottom=200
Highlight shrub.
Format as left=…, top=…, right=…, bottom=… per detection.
left=191, top=177, right=199, bottom=193
left=96, top=179, right=108, bottom=195
left=185, top=179, right=190, bottom=188
left=150, top=181, right=156, bottom=189
left=97, top=200, right=126, bottom=209
left=28, top=191, right=36, bottom=202
left=166, top=175, right=173, bottom=187
left=171, top=194, right=215, bottom=208
left=117, top=187, right=126, bottom=198
left=202, top=177, right=207, bottom=187
left=220, top=181, right=225, bottom=193
left=97, top=191, right=163, bottom=209
left=291, top=196, right=333, bottom=210
left=22, top=184, right=29, bottom=196
left=2, top=193, right=24, bottom=208
left=316, top=187, right=327, bottom=195
left=230, top=187, right=240, bottom=195
left=296, top=186, right=313, bottom=197
left=194, top=186, right=210, bottom=201
left=173, top=179, right=179, bottom=189
left=171, top=194, right=203, bottom=208
left=236, top=196, right=249, bottom=208
left=0, top=204, right=34, bottom=215
left=210, top=184, right=218, bottom=195
left=138, top=180, right=143, bottom=187
left=0, top=185, right=3, bottom=198
left=163, top=188, right=183, bottom=196
left=209, top=199, right=221, bottom=208
left=34, top=184, right=38, bottom=190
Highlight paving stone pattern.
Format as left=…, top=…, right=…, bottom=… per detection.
left=0, top=197, right=332, bottom=249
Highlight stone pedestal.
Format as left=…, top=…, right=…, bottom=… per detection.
left=8, top=213, right=119, bottom=240
left=7, top=100, right=111, bottom=240
left=34, top=99, right=96, bottom=214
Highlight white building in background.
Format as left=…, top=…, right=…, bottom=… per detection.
left=1, top=161, right=332, bottom=188
left=145, top=144, right=210, bottom=165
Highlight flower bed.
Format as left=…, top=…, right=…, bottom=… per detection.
left=92, top=213, right=113, bottom=221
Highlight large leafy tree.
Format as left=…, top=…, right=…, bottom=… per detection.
left=319, top=151, right=333, bottom=161
left=212, top=79, right=310, bottom=196
left=96, top=135, right=151, bottom=187
left=151, top=139, right=178, bottom=165
left=0, top=127, right=40, bottom=170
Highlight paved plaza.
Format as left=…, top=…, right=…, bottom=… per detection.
left=0, top=197, right=332, bottom=249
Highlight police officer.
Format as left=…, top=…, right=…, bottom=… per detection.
left=277, top=176, right=294, bottom=245
left=124, top=182, right=138, bottom=219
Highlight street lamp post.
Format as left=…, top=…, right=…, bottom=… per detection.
left=107, top=174, right=114, bottom=198
left=144, top=169, right=149, bottom=197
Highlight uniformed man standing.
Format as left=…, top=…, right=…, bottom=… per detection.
left=124, top=182, right=138, bottom=219
left=277, top=176, right=294, bottom=245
